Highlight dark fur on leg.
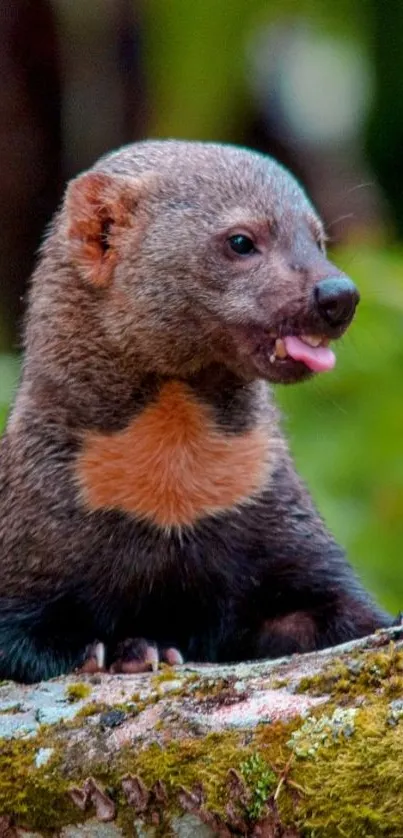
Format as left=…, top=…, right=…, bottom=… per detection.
left=0, top=596, right=95, bottom=683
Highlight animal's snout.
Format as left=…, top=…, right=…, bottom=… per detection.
left=314, top=276, right=360, bottom=327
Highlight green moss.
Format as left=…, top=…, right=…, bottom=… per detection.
left=271, top=678, right=289, bottom=689
left=116, top=731, right=245, bottom=813
left=75, top=700, right=143, bottom=722
left=151, top=667, right=181, bottom=685
left=75, top=701, right=109, bottom=718
left=0, top=693, right=291, bottom=833
left=65, top=682, right=92, bottom=702
left=3, top=649, right=403, bottom=836
left=283, top=700, right=403, bottom=837
left=151, top=671, right=225, bottom=704
left=112, top=718, right=297, bottom=833
left=240, top=753, right=277, bottom=820
left=0, top=718, right=294, bottom=835
left=297, top=643, right=403, bottom=701
left=0, top=736, right=79, bottom=831
left=193, top=677, right=228, bottom=698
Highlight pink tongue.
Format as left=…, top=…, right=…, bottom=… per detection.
left=284, top=336, right=336, bottom=372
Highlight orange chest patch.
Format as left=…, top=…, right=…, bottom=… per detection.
left=75, top=382, right=273, bottom=528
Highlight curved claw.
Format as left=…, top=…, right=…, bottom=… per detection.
left=76, top=641, right=106, bottom=674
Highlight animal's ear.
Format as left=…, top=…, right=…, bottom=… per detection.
left=64, top=172, right=152, bottom=286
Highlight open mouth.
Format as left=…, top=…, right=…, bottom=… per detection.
left=227, top=321, right=340, bottom=384
left=268, top=333, right=336, bottom=373
left=245, top=328, right=339, bottom=384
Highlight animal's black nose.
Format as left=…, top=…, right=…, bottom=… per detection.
left=314, top=276, right=360, bottom=327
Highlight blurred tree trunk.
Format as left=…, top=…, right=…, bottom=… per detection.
left=0, top=0, right=147, bottom=352
left=367, top=0, right=403, bottom=236
left=55, top=0, right=147, bottom=178
left=0, top=0, right=62, bottom=350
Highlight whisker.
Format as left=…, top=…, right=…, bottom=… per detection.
left=343, top=181, right=375, bottom=195
left=326, top=213, right=355, bottom=231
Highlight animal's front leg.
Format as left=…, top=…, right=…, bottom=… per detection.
left=245, top=460, right=392, bottom=660
left=0, top=596, right=94, bottom=683
left=255, top=592, right=392, bottom=659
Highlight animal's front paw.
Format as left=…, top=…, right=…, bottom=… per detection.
left=109, top=638, right=184, bottom=673
left=76, top=638, right=184, bottom=675
left=76, top=640, right=107, bottom=674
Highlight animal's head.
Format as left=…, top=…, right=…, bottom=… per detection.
left=61, top=140, right=359, bottom=384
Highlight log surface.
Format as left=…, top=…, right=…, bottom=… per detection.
left=1, top=625, right=403, bottom=837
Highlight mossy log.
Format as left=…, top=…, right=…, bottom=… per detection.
left=1, top=625, right=403, bottom=837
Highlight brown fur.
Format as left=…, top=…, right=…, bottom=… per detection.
left=76, top=381, right=273, bottom=528
left=261, top=612, right=317, bottom=652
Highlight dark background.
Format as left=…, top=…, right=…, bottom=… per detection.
left=0, top=0, right=402, bottom=613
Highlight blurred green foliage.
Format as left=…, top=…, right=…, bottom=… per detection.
left=140, top=0, right=403, bottom=615
left=0, top=246, right=402, bottom=614
left=277, top=246, right=403, bottom=614
left=0, top=355, right=19, bottom=432
left=144, top=0, right=370, bottom=142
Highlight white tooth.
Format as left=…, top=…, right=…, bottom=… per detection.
left=302, top=334, right=322, bottom=347
left=269, top=353, right=276, bottom=364
left=275, top=338, right=287, bottom=359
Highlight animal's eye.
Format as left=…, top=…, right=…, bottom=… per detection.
left=228, top=234, right=256, bottom=256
